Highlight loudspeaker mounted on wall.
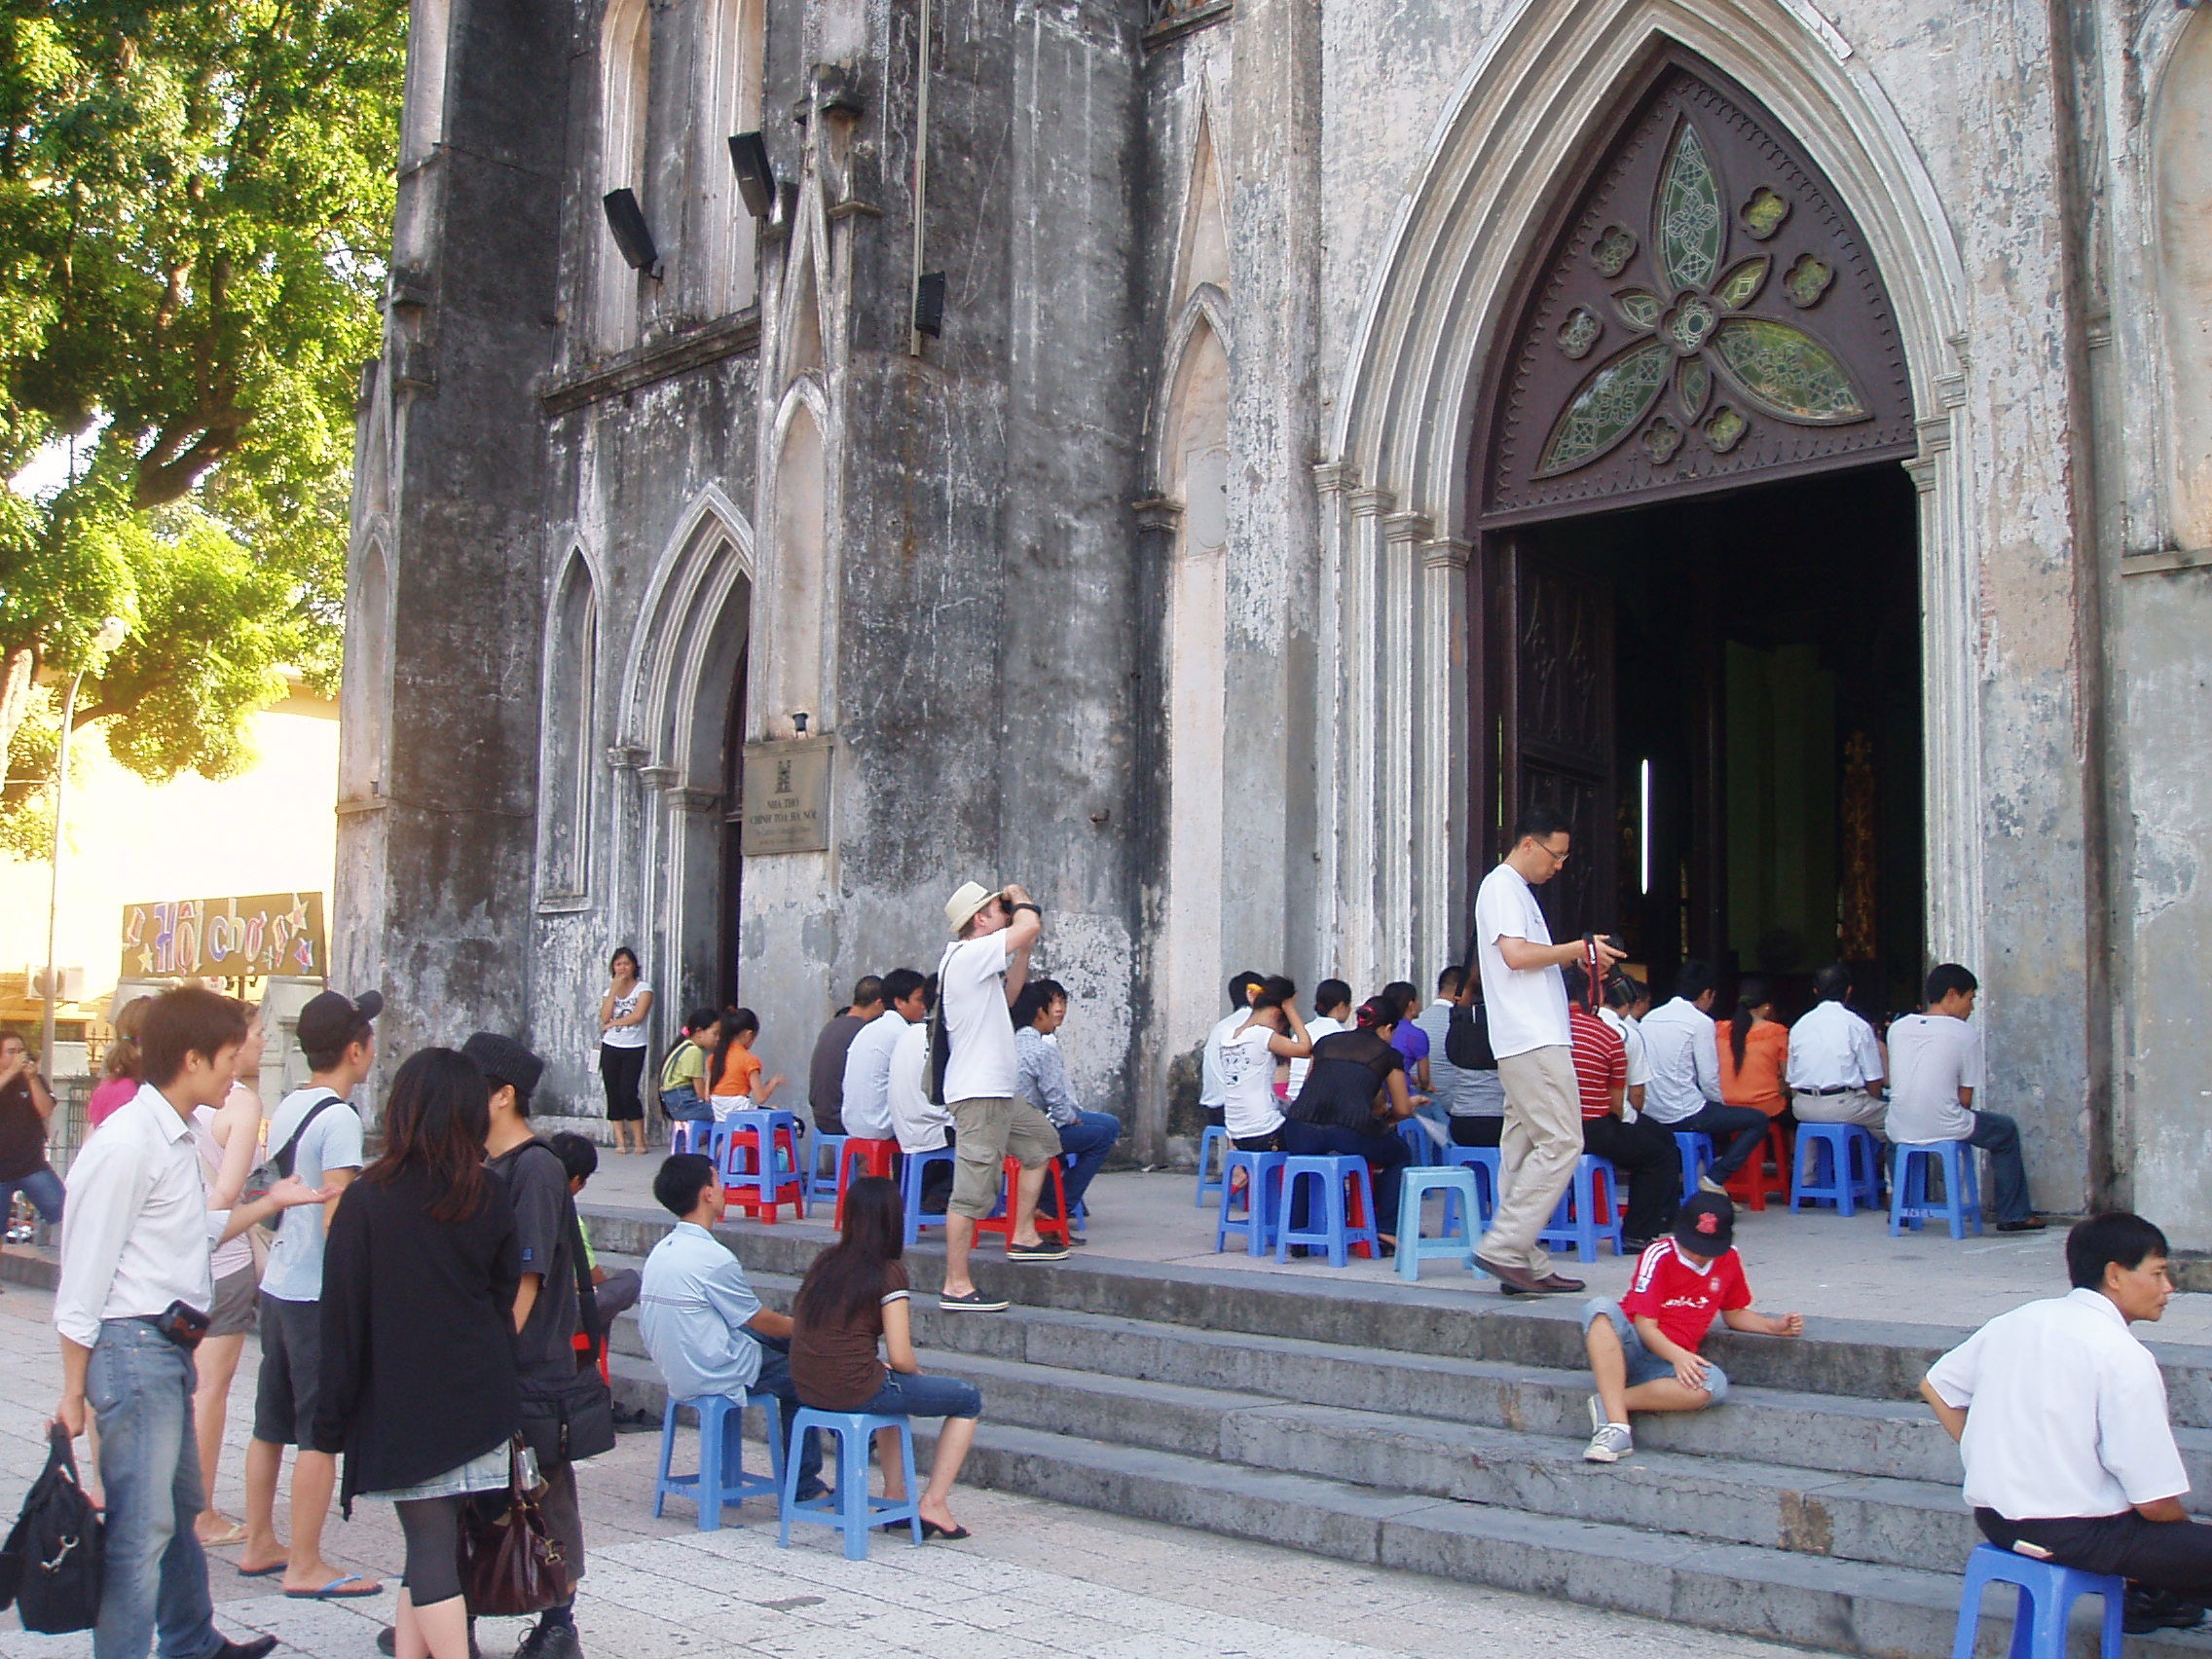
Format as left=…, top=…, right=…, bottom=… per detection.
left=601, top=189, right=661, bottom=278
left=914, top=272, right=947, bottom=339
left=727, top=131, right=776, bottom=218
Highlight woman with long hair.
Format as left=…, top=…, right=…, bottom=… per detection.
left=597, top=946, right=654, bottom=1154
left=191, top=1004, right=267, bottom=1545
left=1716, top=976, right=1791, bottom=1120
left=709, top=1007, right=786, bottom=1118
left=790, top=1175, right=982, bottom=1538
left=313, top=1050, right=521, bottom=1659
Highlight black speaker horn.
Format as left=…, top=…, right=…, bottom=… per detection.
left=914, top=271, right=946, bottom=339
left=727, top=131, right=776, bottom=218
left=601, top=189, right=660, bottom=276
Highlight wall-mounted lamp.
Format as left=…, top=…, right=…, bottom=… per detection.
left=601, top=189, right=662, bottom=278
left=913, top=272, right=946, bottom=339
left=793, top=711, right=810, bottom=736
left=727, top=131, right=776, bottom=217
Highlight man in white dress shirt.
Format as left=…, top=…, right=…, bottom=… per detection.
left=1637, top=961, right=1771, bottom=1189
left=1787, top=963, right=1888, bottom=1136
left=1923, top=1213, right=2211, bottom=1633
left=1469, top=805, right=1625, bottom=1297
left=54, top=986, right=326, bottom=1659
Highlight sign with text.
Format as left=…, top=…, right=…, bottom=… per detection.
left=742, top=738, right=832, bottom=855
left=121, top=893, right=327, bottom=980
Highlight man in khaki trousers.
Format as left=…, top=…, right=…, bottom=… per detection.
left=1471, top=807, right=1626, bottom=1296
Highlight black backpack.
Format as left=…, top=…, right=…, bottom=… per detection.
left=0, top=1425, right=102, bottom=1633
left=1445, top=999, right=1497, bottom=1071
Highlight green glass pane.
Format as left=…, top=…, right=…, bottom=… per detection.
left=1705, top=405, right=1748, bottom=452
left=1656, top=123, right=1723, bottom=292
left=1678, top=357, right=1711, bottom=421
left=1741, top=187, right=1789, bottom=241
left=1535, top=341, right=1673, bottom=477
left=1591, top=225, right=1638, bottom=276
left=1713, top=255, right=1770, bottom=311
left=1558, top=308, right=1602, bottom=359
left=1614, top=287, right=1662, bottom=330
left=1710, top=318, right=1868, bottom=423
left=1785, top=253, right=1834, bottom=309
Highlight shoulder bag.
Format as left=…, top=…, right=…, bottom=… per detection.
left=241, top=1092, right=343, bottom=1204
left=1445, top=1001, right=1496, bottom=1072
left=514, top=1183, right=615, bottom=1466
left=458, top=1438, right=569, bottom=1617
left=0, top=1424, right=102, bottom=1634
left=923, top=943, right=954, bottom=1106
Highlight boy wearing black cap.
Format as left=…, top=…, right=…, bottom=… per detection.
left=469, top=1032, right=590, bottom=1659
left=1579, top=1193, right=1803, bottom=1463
left=240, top=988, right=384, bottom=1596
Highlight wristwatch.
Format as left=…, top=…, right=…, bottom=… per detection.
left=1014, top=903, right=1042, bottom=916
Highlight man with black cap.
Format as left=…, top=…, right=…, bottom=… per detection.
left=469, top=1031, right=591, bottom=1659
left=1577, top=1192, right=1804, bottom=1464
left=240, top=988, right=384, bottom=1598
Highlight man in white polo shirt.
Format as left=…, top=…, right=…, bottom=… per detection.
left=1469, top=805, right=1624, bottom=1297
left=1923, top=1213, right=2210, bottom=1634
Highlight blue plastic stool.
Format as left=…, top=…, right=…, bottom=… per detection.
left=652, top=1389, right=785, bottom=1531
left=713, top=1109, right=807, bottom=1221
left=808, top=1132, right=849, bottom=1203
left=1396, top=1118, right=1445, bottom=1167
left=669, top=1119, right=709, bottom=1156
left=901, top=1146, right=956, bottom=1245
left=1673, top=1131, right=1715, bottom=1201
left=1397, top=1166, right=1482, bottom=1280
left=1443, top=1146, right=1502, bottom=1235
left=1891, top=1140, right=1983, bottom=1239
left=1792, top=1123, right=1881, bottom=1215
left=1274, top=1155, right=1380, bottom=1268
left=1537, top=1156, right=1625, bottom=1263
left=1195, top=1124, right=1230, bottom=1207
left=1948, top=1542, right=2122, bottom=1659
left=777, top=1409, right=921, bottom=1560
left=1215, top=1149, right=1286, bottom=1255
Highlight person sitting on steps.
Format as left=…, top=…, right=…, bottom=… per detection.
left=1579, top=1192, right=1803, bottom=1464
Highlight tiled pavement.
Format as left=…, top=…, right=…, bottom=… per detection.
left=0, top=1278, right=1818, bottom=1659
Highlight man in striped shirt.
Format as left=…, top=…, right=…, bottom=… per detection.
left=1566, top=966, right=1678, bottom=1250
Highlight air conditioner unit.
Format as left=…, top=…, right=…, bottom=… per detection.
left=25, top=966, right=86, bottom=1003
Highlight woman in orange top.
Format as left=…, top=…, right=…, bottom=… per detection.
left=708, top=1007, right=787, bottom=1115
left=1716, top=977, right=1790, bottom=1118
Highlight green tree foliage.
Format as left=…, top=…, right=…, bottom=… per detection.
left=0, top=0, right=402, bottom=849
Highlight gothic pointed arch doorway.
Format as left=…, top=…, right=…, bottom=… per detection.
left=1470, top=49, right=1924, bottom=1012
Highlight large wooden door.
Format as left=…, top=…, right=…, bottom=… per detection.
left=1485, top=537, right=1616, bottom=942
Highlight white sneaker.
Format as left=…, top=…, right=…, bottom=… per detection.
left=1698, top=1174, right=1729, bottom=1197
left=1584, top=1422, right=1635, bottom=1463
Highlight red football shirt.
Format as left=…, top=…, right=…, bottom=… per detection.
left=1619, top=1238, right=1752, bottom=1352
left=1567, top=1007, right=1627, bottom=1119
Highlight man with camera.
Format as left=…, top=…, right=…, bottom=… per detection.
left=936, top=880, right=1064, bottom=1312
left=0, top=1031, right=62, bottom=1274
left=53, top=986, right=328, bottom=1659
left=1470, top=806, right=1626, bottom=1296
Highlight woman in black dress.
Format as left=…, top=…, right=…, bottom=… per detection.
left=315, top=1049, right=521, bottom=1659
left=1283, top=995, right=1427, bottom=1249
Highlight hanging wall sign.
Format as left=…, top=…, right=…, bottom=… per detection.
left=742, top=737, right=833, bottom=855
left=120, top=894, right=327, bottom=979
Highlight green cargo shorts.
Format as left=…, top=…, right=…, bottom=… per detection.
left=948, top=1096, right=1064, bottom=1218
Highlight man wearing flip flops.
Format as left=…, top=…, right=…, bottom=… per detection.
left=936, top=880, right=1066, bottom=1311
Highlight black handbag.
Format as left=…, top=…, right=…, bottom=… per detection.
left=0, top=1425, right=103, bottom=1634
left=457, top=1439, right=568, bottom=1618
left=516, top=1207, right=615, bottom=1465
left=1445, top=1000, right=1496, bottom=1071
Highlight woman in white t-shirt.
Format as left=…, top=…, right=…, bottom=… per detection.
left=1218, top=981, right=1313, bottom=1150
left=598, top=946, right=654, bottom=1154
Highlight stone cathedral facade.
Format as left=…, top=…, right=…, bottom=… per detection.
left=342, top=0, right=2212, bottom=1244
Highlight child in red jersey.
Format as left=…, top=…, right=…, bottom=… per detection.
left=1580, top=1192, right=1804, bottom=1463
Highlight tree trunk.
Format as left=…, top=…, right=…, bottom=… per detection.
left=0, top=644, right=38, bottom=792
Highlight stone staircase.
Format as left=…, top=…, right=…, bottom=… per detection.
left=583, top=1202, right=2212, bottom=1658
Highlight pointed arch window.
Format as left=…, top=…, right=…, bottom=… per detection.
left=594, top=0, right=653, bottom=351
left=699, top=0, right=764, bottom=317
left=761, top=406, right=826, bottom=736
left=539, top=552, right=600, bottom=903
left=340, top=544, right=392, bottom=804
left=1478, top=55, right=1915, bottom=524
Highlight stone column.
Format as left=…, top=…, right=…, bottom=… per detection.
left=1381, top=511, right=1430, bottom=976
left=1309, top=463, right=1357, bottom=972
left=1131, top=497, right=1183, bottom=1166
left=1418, top=535, right=1472, bottom=976
left=1339, top=486, right=1393, bottom=991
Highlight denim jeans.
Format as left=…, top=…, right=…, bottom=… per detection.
left=1966, top=1110, right=2033, bottom=1224
left=1040, top=1112, right=1121, bottom=1218
left=1278, top=1118, right=1413, bottom=1237
left=0, top=1164, right=64, bottom=1230
left=87, top=1319, right=221, bottom=1659
left=747, top=1334, right=827, bottom=1494
left=850, top=1369, right=983, bottom=1420
left=658, top=1085, right=712, bottom=1124
left=1669, top=1103, right=1771, bottom=1182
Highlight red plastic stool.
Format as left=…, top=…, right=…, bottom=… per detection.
left=971, top=1156, right=1073, bottom=1249
left=1723, top=1122, right=1790, bottom=1212
left=835, top=1137, right=898, bottom=1229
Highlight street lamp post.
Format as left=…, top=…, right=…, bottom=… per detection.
left=40, top=616, right=129, bottom=1075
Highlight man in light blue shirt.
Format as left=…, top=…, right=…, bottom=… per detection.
left=640, top=1154, right=823, bottom=1496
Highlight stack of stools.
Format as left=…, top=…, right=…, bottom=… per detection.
left=715, top=1109, right=808, bottom=1222
left=1215, top=1149, right=1285, bottom=1255
left=1790, top=1123, right=1882, bottom=1215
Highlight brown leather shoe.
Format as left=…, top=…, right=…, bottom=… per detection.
left=1532, top=1273, right=1588, bottom=1293
left=1477, top=1257, right=1564, bottom=1295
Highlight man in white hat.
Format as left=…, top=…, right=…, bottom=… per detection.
left=937, top=879, right=1064, bottom=1310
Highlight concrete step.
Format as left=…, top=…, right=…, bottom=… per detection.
left=583, top=1200, right=2212, bottom=1427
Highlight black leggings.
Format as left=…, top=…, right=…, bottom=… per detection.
left=395, top=1495, right=466, bottom=1605
left=599, top=1043, right=645, bottom=1121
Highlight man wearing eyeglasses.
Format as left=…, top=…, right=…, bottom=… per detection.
left=1470, top=806, right=1625, bottom=1296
